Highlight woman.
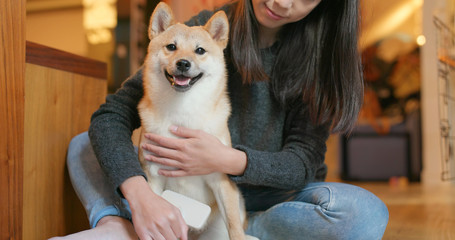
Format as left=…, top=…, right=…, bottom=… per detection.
left=54, top=0, right=389, bottom=239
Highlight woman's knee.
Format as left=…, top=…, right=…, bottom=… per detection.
left=293, top=182, right=389, bottom=239
left=314, top=182, right=389, bottom=239
left=331, top=183, right=389, bottom=221
left=67, top=132, right=93, bottom=169
left=352, top=186, right=389, bottom=239
left=66, top=131, right=101, bottom=190
left=247, top=186, right=388, bottom=240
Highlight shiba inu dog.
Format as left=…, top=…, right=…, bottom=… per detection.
left=138, top=3, right=256, bottom=240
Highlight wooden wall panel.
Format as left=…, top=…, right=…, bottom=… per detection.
left=0, top=0, right=26, bottom=239
left=22, top=43, right=107, bottom=239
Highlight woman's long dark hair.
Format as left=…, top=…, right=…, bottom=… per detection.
left=227, top=0, right=364, bottom=133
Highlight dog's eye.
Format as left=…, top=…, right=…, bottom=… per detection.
left=166, top=44, right=177, bottom=51
left=195, top=47, right=206, bottom=55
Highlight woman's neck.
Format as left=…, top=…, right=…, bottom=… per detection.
left=258, top=25, right=280, bottom=48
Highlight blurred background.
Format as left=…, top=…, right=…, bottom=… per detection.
left=12, top=0, right=455, bottom=239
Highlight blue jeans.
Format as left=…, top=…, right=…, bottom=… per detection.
left=68, top=132, right=389, bottom=240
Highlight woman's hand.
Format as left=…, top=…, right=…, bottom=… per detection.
left=141, top=125, right=247, bottom=177
left=120, top=176, right=188, bottom=240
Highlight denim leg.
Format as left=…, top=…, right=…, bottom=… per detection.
left=245, top=182, right=389, bottom=240
left=67, top=132, right=132, bottom=228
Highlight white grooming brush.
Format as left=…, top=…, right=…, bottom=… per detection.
left=161, top=190, right=211, bottom=230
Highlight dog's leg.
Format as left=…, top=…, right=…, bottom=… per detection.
left=207, top=174, right=245, bottom=240
left=196, top=205, right=229, bottom=240
left=138, top=133, right=166, bottom=195
left=147, top=174, right=166, bottom=195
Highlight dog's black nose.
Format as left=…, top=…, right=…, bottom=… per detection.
left=176, top=59, right=191, bottom=72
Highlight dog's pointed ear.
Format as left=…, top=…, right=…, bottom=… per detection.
left=204, top=11, right=229, bottom=49
left=149, top=2, right=175, bottom=39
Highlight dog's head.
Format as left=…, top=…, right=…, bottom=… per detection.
left=144, top=2, right=229, bottom=93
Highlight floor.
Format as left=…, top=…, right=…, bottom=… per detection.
left=357, top=182, right=455, bottom=240
left=325, top=135, right=455, bottom=240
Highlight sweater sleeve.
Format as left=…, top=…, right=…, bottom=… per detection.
left=88, top=68, right=146, bottom=193
left=230, top=103, right=330, bottom=190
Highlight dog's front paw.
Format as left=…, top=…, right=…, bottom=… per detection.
left=245, top=235, right=260, bottom=240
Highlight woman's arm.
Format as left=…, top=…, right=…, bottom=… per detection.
left=141, top=101, right=330, bottom=191
left=88, top=68, right=146, bottom=192
left=141, top=126, right=248, bottom=177
left=230, top=103, right=330, bottom=190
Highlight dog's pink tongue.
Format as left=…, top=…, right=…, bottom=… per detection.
left=173, top=76, right=191, bottom=86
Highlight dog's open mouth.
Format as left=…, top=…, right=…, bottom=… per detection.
left=165, top=70, right=203, bottom=92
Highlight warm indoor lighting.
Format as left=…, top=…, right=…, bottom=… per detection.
left=361, top=0, right=423, bottom=49
left=416, top=35, right=426, bottom=46
left=83, top=0, right=117, bottom=44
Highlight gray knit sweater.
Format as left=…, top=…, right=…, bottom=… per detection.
left=88, top=7, right=329, bottom=211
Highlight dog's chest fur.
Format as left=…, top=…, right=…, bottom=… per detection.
left=137, top=80, right=231, bottom=205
